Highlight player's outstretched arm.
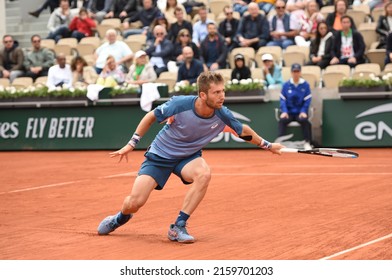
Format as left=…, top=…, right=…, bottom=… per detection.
left=240, top=124, right=285, bottom=155
left=109, top=110, right=157, bottom=162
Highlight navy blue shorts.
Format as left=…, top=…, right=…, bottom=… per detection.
left=138, top=150, right=202, bottom=190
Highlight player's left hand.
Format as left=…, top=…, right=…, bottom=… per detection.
left=270, top=143, right=286, bottom=155
left=109, top=144, right=133, bottom=163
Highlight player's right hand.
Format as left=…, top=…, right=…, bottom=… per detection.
left=109, top=144, right=133, bottom=163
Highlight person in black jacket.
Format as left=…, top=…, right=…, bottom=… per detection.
left=308, top=21, right=334, bottom=69
left=105, top=0, right=137, bottom=22
left=330, top=15, right=365, bottom=68
left=177, top=46, right=203, bottom=84
left=167, top=7, right=193, bottom=43
left=200, top=23, right=228, bottom=71
left=218, top=5, right=239, bottom=51
left=376, top=2, right=392, bottom=49
left=385, top=32, right=392, bottom=64
left=231, top=54, right=251, bottom=81
left=325, top=0, right=356, bottom=35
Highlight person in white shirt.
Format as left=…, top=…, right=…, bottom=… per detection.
left=94, top=29, right=133, bottom=74
left=46, top=53, right=73, bottom=90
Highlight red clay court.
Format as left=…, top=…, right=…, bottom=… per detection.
left=0, top=148, right=391, bottom=260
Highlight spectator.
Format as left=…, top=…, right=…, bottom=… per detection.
left=231, top=53, right=251, bottom=81
left=172, top=28, right=199, bottom=64
left=233, top=0, right=252, bottom=16
left=145, top=25, right=174, bottom=77
left=97, top=55, right=125, bottom=86
left=71, top=56, right=98, bottom=87
left=308, top=21, right=334, bottom=69
left=325, top=0, right=356, bottom=35
left=46, top=0, right=75, bottom=42
left=161, top=0, right=187, bottom=24
left=200, top=22, right=228, bottom=71
left=126, top=50, right=157, bottom=85
left=87, top=0, right=113, bottom=23
left=146, top=15, right=170, bottom=46
left=0, top=35, right=24, bottom=82
left=267, top=0, right=299, bottom=49
left=255, top=0, right=276, bottom=14
left=234, top=2, right=270, bottom=50
left=105, top=0, right=138, bottom=22
left=29, top=0, right=77, bottom=18
left=94, top=29, right=133, bottom=74
left=279, top=63, right=312, bottom=150
left=385, top=32, right=392, bottom=64
left=376, top=2, right=392, bottom=49
left=69, top=7, right=96, bottom=42
left=167, top=7, right=193, bottom=43
left=294, top=0, right=324, bottom=47
left=261, top=53, right=283, bottom=89
left=23, top=35, right=55, bottom=82
left=330, top=15, right=366, bottom=68
left=177, top=46, right=203, bottom=84
left=192, top=6, right=214, bottom=47
left=218, top=5, right=239, bottom=51
left=286, top=0, right=306, bottom=13
left=122, top=0, right=161, bottom=38
left=47, top=53, right=73, bottom=90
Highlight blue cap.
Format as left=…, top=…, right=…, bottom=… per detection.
left=291, top=63, right=301, bottom=71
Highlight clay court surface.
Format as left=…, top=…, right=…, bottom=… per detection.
left=0, top=148, right=391, bottom=260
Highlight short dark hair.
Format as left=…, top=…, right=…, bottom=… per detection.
left=340, top=15, right=352, bottom=23
left=197, top=72, right=224, bottom=95
left=31, top=34, right=41, bottom=42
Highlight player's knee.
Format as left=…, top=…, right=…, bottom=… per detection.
left=123, top=195, right=146, bottom=212
left=195, top=167, right=211, bottom=186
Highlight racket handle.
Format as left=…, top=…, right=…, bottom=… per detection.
left=280, top=148, right=299, bottom=153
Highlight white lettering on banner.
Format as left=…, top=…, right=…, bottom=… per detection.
left=26, top=118, right=48, bottom=138
left=0, top=122, right=19, bottom=139
left=355, top=121, right=392, bottom=141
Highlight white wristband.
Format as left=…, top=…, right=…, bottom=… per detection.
left=259, top=139, right=272, bottom=150
left=128, top=133, right=141, bottom=148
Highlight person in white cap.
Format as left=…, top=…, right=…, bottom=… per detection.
left=261, top=53, right=283, bottom=89
left=126, top=50, right=157, bottom=86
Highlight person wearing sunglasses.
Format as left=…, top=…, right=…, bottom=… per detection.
left=23, top=35, right=55, bottom=82
left=0, top=35, right=24, bottom=82
left=167, top=7, right=193, bottom=43
left=218, top=5, right=239, bottom=51
left=172, top=29, right=199, bottom=64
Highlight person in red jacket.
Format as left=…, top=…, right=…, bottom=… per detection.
left=69, top=7, right=96, bottom=42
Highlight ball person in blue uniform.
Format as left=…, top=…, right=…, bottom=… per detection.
left=98, top=72, right=285, bottom=243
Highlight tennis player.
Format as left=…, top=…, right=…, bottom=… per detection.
left=97, top=71, right=285, bottom=243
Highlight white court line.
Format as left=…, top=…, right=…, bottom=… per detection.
left=0, top=180, right=86, bottom=195
left=99, top=172, right=137, bottom=179
left=320, top=233, right=392, bottom=260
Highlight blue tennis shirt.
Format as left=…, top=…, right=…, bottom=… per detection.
left=149, top=95, right=243, bottom=159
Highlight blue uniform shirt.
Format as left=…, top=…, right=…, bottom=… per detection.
left=150, top=95, right=243, bottom=159
left=280, top=78, right=312, bottom=115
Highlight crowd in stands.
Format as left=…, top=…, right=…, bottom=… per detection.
left=1, top=0, right=392, bottom=90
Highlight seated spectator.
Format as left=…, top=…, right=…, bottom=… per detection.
left=261, top=53, right=283, bottom=89
left=233, top=0, right=252, bottom=16
left=177, top=46, right=203, bottom=84
left=105, top=0, right=137, bottom=22
left=279, top=63, right=312, bottom=150
left=47, top=53, right=73, bottom=90
left=308, top=22, right=334, bottom=69
left=69, top=7, right=96, bottom=42
left=385, top=32, right=392, bottom=64
left=23, top=35, right=55, bottom=81
left=255, top=0, right=276, bottom=14
left=294, top=0, right=324, bottom=47
left=192, top=6, right=214, bottom=47
left=122, top=0, right=161, bottom=39
left=218, top=5, right=239, bottom=51
left=200, top=22, right=228, bottom=71
left=167, top=7, right=193, bottom=43
left=172, top=28, right=199, bottom=64
left=146, top=15, right=170, bottom=46
left=71, top=56, right=98, bottom=87
left=267, top=0, right=299, bottom=49
left=0, top=35, right=24, bottom=82
left=94, top=29, right=133, bottom=74
left=325, top=0, right=356, bottom=35
left=234, top=2, right=270, bottom=50
left=97, top=55, right=125, bottom=86
left=46, top=0, right=75, bottom=42
left=87, top=0, right=113, bottom=23
left=161, top=0, right=187, bottom=24
left=231, top=54, right=251, bottom=81
left=145, top=25, right=174, bottom=77
left=126, top=50, right=157, bottom=85
left=330, top=15, right=365, bottom=68
left=286, top=0, right=306, bottom=13
left=376, top=2, right=392, bottom=49
left=29, top=0, right=76, bottom=18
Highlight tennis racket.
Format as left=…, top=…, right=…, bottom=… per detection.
left=281, top=148, right=359, bottom=158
